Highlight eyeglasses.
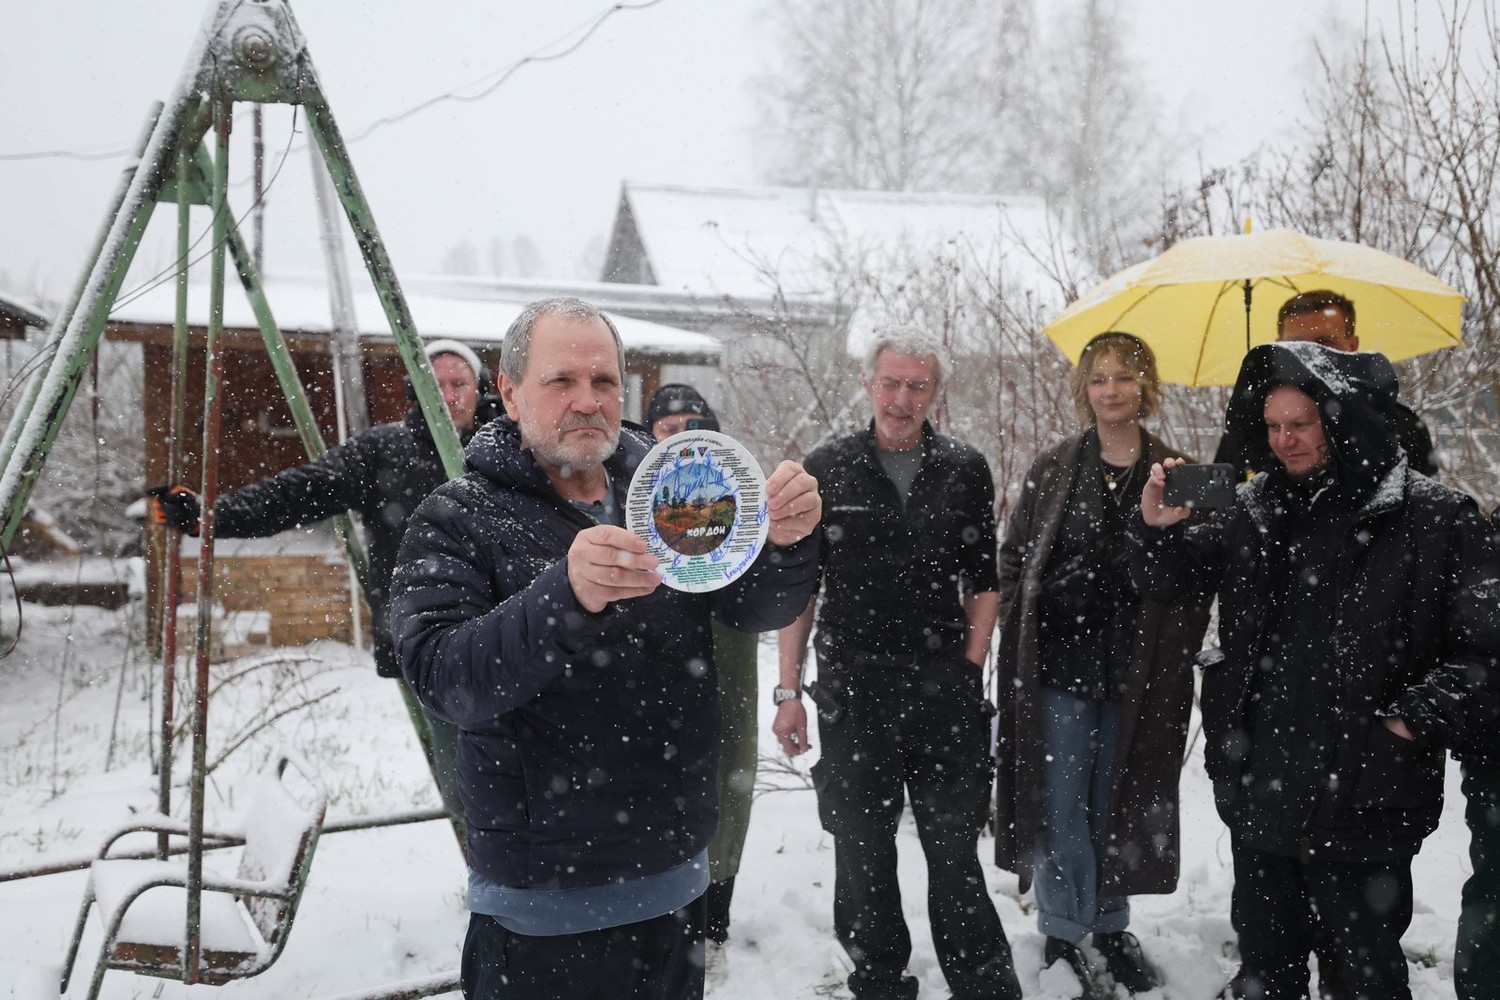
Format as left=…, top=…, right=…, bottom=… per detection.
left=872, top=376, right=933, bottom=396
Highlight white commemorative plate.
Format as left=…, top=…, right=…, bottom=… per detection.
left=625, top=430, right=769, bottom=593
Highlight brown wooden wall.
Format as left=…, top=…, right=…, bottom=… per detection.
left=128, top=330, right=651, bottom=657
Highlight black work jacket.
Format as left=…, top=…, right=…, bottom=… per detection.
left=804, top=421, right=999, bottom=662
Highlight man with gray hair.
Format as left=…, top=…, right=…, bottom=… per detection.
left=391, top=297, right=824, bottom=999
left=775, top=328, right=1020, bottom=1000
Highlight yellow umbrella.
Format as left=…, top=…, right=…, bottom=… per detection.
left=1044, top=228, right=1465, bottom=385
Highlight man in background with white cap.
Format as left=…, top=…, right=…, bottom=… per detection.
left=150, top=338, right=497, bottom=844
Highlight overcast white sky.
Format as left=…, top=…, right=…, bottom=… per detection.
left=0, top=0, right=1393, bottom=308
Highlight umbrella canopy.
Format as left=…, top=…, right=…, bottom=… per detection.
left=1044, top=228, right=1465, bottom=385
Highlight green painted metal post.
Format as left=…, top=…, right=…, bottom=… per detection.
left=0, top=104, right=165, bottom=485
left=186, top=146, right=372, bottom=591
left=300, top=99, right=465, bottom=479
left=185, top=102, right=233, bottom=985
left=302, top=98, right=471, bottom=855
left=156, top=140, right=195, bottom=860
left=0, top=88, right=209, bottom=549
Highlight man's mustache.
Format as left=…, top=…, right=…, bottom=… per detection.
left=559, top=414, right=612, bottom=435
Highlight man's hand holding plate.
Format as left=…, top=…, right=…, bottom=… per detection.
left=568, top=525, right=662, bottom=613
left=766, top=460, right=821, bottom=546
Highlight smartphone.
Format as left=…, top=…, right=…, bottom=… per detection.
left=1162, top=463, right=1236, bottom=509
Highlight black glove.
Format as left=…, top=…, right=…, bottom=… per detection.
left=147, top=484, right=201, bottom=535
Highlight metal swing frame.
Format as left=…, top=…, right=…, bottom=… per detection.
left=0, top=1, right=465, bottom=992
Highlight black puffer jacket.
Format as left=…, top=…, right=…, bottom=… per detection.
left=214, top=407, right=479, bottom=677
left=389, top=416, right=820, bottom=890
left=1130, top=343, right=1500, bottom=861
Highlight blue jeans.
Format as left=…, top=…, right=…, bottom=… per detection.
left=1034, top=686, right=1129, bottom=942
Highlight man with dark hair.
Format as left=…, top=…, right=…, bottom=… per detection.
left=150, top=338, right=500, bottom=833
left=390, top=297, right=823, bottom=1000
left=1215, top=289, right=1438, bottom=477
left=642, top=382, right=757, bottom=985
left=1133, top=341, right=1500, bottom=1000
left=645, top=382, right=718, bottom=438
left=1276, top=289, right=1360, bottom=348
left=775, top=327, right=1021, bottom=1000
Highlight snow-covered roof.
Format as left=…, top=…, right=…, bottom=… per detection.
left=610, top=182, right=1063, bottom=303
left=0, top=290, right=48, bottom=333
left=107, top=273, right=721, bottom=363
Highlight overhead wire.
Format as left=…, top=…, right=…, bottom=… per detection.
left=0, top=105, right=301, bottom=417
left=0, top=0, right=672, bottom=163
left=343, top=0, right=670, bottom=142
left=110, top=106, right=302, bottom=314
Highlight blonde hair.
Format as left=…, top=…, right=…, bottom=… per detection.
left=1070, top=332, right=1162, bottom=425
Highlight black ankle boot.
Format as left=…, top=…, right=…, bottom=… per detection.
left=1093, top=931, right=1163, bottom=994
left=1044, top=936, right=1104, bottom=1000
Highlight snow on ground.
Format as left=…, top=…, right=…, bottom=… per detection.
left=0, top=599, right=1471, bottom=998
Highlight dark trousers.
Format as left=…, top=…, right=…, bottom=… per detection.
left=1458, top=763, right=1500, bottom=1000
left=1228, top=839, right=1413, bottom=1000
left=811, top=662, right=1019, bottom=1000
left=704, top=877, right=734, bottom=945
left=460, top=897, right=706, bottom=1000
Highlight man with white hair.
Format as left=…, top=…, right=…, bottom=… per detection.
left=391, top=297, right=823, bottom=999
left=775, top=328, right=1020, bottom=1000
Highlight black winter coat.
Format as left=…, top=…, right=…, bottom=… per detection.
left=996, top=429, right=1210, bottom=894
left=389, top=416, right=820, bottom=890
left=1131, top=343, right=1500, bottom=861
left=213, top=408, right=474, bottom=677
left=805, top=421, right=998, bottom=659
left=1455, top=510, right=1500, bottom=769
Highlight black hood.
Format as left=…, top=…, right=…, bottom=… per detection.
left=1223, top=342, right=1402, bottom=494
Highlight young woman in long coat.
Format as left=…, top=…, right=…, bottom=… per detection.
left=994, top=332, right=1210, bottom=998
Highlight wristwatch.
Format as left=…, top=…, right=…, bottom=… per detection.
left=772, top=685, right=802, bottom=705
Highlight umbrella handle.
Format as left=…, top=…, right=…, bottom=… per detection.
left=1243, top=278, right=1253, bottom=352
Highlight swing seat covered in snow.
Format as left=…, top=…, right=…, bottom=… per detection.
left=59, top=752, right=326, bottom=1000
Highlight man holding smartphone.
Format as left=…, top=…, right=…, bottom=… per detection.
left=1130, top=341, right=1499, bottom=1000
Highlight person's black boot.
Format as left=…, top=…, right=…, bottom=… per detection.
left=1044, top=936, right=1105, bottom=1000
left=1093, top=931, right=1163, bottom=994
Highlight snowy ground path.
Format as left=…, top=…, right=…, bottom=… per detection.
left=0, top=602, right=1469, bottom=998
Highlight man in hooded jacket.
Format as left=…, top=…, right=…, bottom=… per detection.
left=1129, top=342, right=1500, bottom=1000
